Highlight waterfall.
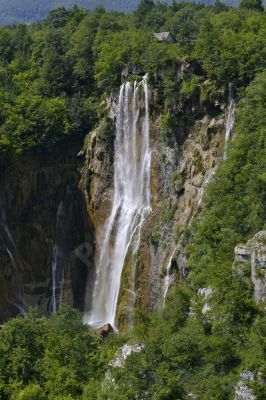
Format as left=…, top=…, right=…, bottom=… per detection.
left=51, top=245, right=65, bottom=314
left=198, top=85, right=236, bottom=206
left=223, top=83, right=236, bottom=160
left=84, top=75, right=151, bottom=329
left=163, top=247, right=177, bottom=305
left=50, top=200, right=67, bottom=313
left=0, top=208, right=25, bottom=314
left=0, top=209, right=18, bottom=272
left=198, top=167, right=217, bottom=207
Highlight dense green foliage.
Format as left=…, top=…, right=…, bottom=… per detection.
left=1, top=0, right=265, bottom=162
left=0, top=1, right=266, bottom=399
left=0, top=306, right=104, bottom=399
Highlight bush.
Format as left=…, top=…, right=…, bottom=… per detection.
left=160, top=111, right=177, bottom=143
left=15, top=384, right=46, bottom=400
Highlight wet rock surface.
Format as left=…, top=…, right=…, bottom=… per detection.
left=80, top=84, right=226, bottom=328
left=0, top=139, right=94, bottom=321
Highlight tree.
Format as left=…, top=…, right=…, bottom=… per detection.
left=137, top=0, right=155, bottom=15
left=194, top=10, right=266, bottom=86
left=134, top=0, right=155, bottom=27
left=15, top=384, right=46, bottom=400
left=240, top=0, right=264, bottom=11
left=46, top=7, right=69, bottom=28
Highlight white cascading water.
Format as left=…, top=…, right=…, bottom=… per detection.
left=0, top=208, right=18, bottom=273
left=0, top=208, right=25, bottom=315
left=51, top=246, right=57, bottom=313
left=198, top=167, right=217, bottom=207
left=163, top=247, right=177, bottom=305
left=51, top=245, right=65, bottom=314
left=223, top=83, right=236, bottom=160
left=198, top=85, right=236, bottom=206
left=84, top=75, right=151, bottom=329
left=51, top=201, right=66, bottom=313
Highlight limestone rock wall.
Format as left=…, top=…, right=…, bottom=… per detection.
left=0, top=72, right=229, bottom=327
left=80, top=81, right=227, bottom=328
left=0, top=139, right=94, bottom=322
left=235, top=231, right=266, bottom=303
left=134, top=109, right=225, bottom=315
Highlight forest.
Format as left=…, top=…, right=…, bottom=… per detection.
left=0, top=0, right=265, bottom=399
left=0, top=0, right=171, bottom=25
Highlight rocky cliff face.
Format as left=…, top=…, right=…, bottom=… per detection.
left=233, top=232, right=266, bottom=400
left=0, top=69, right=230, bottom=327
left=80, top=74, right=227, bottom=328
left=0, top=139, right=94, bottom=322
left=235, top=231, right=266, bottom=303
left=133, top=106, right=225, bottom=318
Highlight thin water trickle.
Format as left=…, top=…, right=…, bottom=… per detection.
left=198, top=167, right=217, bottom=207
left=0, top=207, right=25, bottom=314
left=84, top=75, right=151, bottom=329
left=50, top=201, right=67, bottom=314
left=163, top=247, right=177, bottom=305
left=0, top=210, right=18, bottom=272
left=198, top=85, right=236, bottom=206
left=223, top=83, right=236, bottom=160
left=51, top=245, right=58, bottom=314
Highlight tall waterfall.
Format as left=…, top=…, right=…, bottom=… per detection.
left=84, top=75, right=151, bottom=329
left=223, top=83, right=236, bottom=160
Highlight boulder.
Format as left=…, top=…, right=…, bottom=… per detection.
left=98, top=323, right=114, bottom=339
left=234, top=231, right=266, bottom=303
left=235, top=371, right=256, bottom=400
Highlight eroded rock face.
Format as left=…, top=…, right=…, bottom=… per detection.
left=79, top=119, right=115, bottom=231
left=0, top=139, right=94, bottom=322
left=80, top=80, right=227, bottom=329
left=137, top=110, right=225, bottom=314
left=235, top=231, right=266, bottom=303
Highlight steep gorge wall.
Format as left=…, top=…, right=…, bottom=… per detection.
left=80, top=72, right=227, bottom=329
left=0, top=69, right=229, bottom=328
left=0, top=139, right=94, bottom=322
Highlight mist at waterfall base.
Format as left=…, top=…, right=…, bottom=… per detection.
left=83, top=76, right=151, bottom=329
